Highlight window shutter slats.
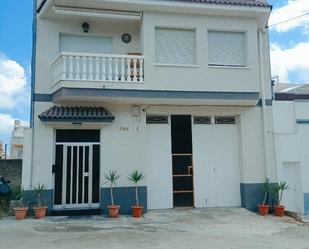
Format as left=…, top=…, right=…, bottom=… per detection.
left=60, top=35, right=113, bottom=54
left=208, top=31, right=246, bottom=67
left=155, top=28, right=196, bottom=65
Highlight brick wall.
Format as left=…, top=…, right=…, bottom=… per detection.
left=0, top=159, right=22, bottom=187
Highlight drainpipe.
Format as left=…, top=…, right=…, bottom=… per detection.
left=30, top=0, right=38, bottom=190
left=258, top=28, right=270, bottom=182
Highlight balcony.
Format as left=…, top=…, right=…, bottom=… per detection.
left=51, top=52, right=145, bottom=87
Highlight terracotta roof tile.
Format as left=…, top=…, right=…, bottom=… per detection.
left=38, top=106, right=114, bottom=122
left=162, top=0, right=271, bottom=7
left=37, top=0, right=270, bottom=13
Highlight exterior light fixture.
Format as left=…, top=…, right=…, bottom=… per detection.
left=82, top=22, right=89, bottom=33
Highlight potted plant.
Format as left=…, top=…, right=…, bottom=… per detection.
left=272, top=181, right=289, bottom=217
left=13, top=188, right=28, bottom=220
left=257, top=182, right=271, bottom=216
left=33, top=183, right=48, bottom=219
left=128, top=170, right=145, bottom=218
left=104, top=170, right=121, bottom=218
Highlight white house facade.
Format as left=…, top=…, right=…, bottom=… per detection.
left=22, top=0, right=276, bottom=215
left=273, top=84, right=309, bottom=215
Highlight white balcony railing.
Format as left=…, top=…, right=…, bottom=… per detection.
left=51, top=52, right=144, bottom=85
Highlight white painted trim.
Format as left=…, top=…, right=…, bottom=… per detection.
left=61, top=146, right=67, bottom=207
left=208, top=65, right=250, bottom=70
left=88, top=145, right=93, bottom=206
left=53, top=6, right=142, bottom=21
left=56, top=142, right=100, bottom=145
left=53, top=203, right=100, bottom=210
left=155, top=63, right=199, bottom=68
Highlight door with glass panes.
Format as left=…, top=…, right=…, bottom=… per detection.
left=53, top=130, right=100, bottom=210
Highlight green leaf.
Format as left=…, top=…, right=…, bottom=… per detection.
left=128, top=170, right=145, bottom=184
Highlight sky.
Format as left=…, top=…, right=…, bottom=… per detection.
left=0, top=0, right=308, bottom=148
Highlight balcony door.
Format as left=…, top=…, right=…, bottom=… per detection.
left=53, top=130, right=100, bottom=210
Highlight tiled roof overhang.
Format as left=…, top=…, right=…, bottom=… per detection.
left=37, top=0, right=270, bottom=13
left=38, top=106, right=115, bottom=123
left=37, top=0, right=48, bottom=13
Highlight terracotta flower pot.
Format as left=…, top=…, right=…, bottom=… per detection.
left=273, top=205, right=285, bottom=217
left=257, top=204, right=269, bottom=216
left=131, top=205, right=143, bottom=218
left=14, top=207, right=28, bottom=220
left=33, top=206, right=48, bottom=219
left=108, top=205, right=120, bottom=218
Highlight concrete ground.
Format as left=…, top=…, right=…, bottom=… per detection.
left=1, top=208, right=309, bottom=249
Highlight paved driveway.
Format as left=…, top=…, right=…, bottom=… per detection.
left=1, top=208, right=309, bottom=249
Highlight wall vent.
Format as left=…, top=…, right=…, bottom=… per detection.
left=215, top=116, right=236, bottom=124
left=194, top=116, right=211, bottom=124
left=146, top=116, right=168, bottom=124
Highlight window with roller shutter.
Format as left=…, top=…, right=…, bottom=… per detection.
left=208, top=31, right=247, bottom=67
left=155, top=28, right=196, bottom=65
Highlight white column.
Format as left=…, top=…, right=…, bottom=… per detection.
left=75, top=56, right=81, bottom=80
left=120, top=58, right=125, bottom=82
left=133, top=59, right=137, bottom=82
left=126, top=58, right=131, bottom=82
left=68, top=56, right=74, bottom=80
left=108, top=57, right=113, bottom=81
left=62, top=55, right=67, bottom=80
left=139, top=59, right=144, bottom=82
left=89, top=57, right=94, bottom=80
left=82, top=56, right=87, bottom=80
left=101, top=58, right=106, bottom=81
left=95, top=57, right=100, bottom=81
left=114, top=58, right=119, bottom=81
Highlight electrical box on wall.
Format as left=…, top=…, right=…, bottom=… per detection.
left=131, top=105, right=140, bottom=117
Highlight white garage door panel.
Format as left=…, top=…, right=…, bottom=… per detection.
left=192, top=125, right=216, bottom=207
left=214, top=125, right=241, bottom=207
left=192, top=123, right=241, bottom=208
left=146, top=124, right=173, bottom=209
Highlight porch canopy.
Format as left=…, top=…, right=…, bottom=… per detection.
left=38, top=106, right=114, bottom=123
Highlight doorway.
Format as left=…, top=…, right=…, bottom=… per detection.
left=53, top=130, right=100, bottom=210
left=171, top=115, right=194, bottom=207
left=282, top=162, right=302, bottom=213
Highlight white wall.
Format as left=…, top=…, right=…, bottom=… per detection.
left=28, top=102, right=273, bottom=209
left=36, top=18, right=141, bottom=93
left=36, top=10, right=272, bottom=96
left=142, top=12, right=262, bottom=93
left=273, top=100, right=309, bottom=214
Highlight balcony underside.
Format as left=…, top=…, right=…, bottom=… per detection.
left=48, top=87, right=260, bottom=106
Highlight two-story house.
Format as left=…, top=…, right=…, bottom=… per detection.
left=22, top=0, right=276, bottom=215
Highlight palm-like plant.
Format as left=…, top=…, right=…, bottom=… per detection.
left=15, top=187, right=24, bottom=208
left=128, top=170, right=145, bottom=206
left=272, top=181, right=289, bottom=206
left=261, top=182, right=272, bottom=206
left=104, top=171, right=121, bottom=206
left=33, top=183, right=47, bottom=207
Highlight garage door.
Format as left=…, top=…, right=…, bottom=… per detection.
left=192, top=116, right=241, bottom=208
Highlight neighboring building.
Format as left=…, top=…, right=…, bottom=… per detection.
left=273, top=83, right=309, bottom=215
left=0, top=141, right=4, bottom=159
left=10, top=120, right=25, bottom=159
left=22, top=0, right=276, bottom=215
